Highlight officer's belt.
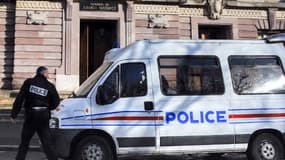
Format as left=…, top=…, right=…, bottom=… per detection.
left=32, top=106, right=48, bottom=111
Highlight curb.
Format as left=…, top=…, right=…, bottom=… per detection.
left=0, top=145, right=41, bottom=152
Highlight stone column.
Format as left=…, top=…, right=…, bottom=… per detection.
left=268, top=8, right=278, bottom=30
left=65, top=0, right=72, bottom=75
left=56, top=0, right=79, bottom=91
left=126, top=1, right=135, bottom=45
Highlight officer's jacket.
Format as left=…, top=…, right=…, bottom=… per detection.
left=11, top=75, right=60, bottom=119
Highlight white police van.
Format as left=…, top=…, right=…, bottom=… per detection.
left=50, top=34, right=285, bottom=160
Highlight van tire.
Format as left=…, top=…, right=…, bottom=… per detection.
left=72, top=135, right=114, bottom=160
left=247, top=133, right=284, bottom=160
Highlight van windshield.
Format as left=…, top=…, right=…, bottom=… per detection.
left=74, top=62, right=112, bottom=97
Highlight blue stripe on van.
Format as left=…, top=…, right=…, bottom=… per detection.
left=229, top=120, right=285, bottom=124
left=61, top=123, right=164, bottom=127
left=61, top=110, right=163, bottom=120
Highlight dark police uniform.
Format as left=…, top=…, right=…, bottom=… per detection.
left=11, top=74, right=60, bottom=160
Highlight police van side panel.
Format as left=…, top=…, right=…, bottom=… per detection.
left=150, top=42, right=235, bottom=154
left=150, top=41, right=285, bottom=155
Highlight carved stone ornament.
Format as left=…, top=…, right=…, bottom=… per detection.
left=208, top=0, right=224, bottom=20
left=148, top=14, right=169, bottom=28
left=26, top=10, right=48, bottom=25
left=17, top=1, right=62, bottom=11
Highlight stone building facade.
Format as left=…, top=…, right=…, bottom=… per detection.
left=0, top=0, right=285, bottom=92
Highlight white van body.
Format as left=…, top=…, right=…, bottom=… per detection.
left=50, top=39, right=285, bottom=160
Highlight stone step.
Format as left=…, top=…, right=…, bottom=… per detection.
left=0, top=105, right=12, bottom=110
left=0, top=98, right=14, bottom=110
left=0, top=104, right=13, bottom=110
left=0, top=90, right=18, bottom=98
left=0, top=99, right=14, bottom=104
left=0, top=90, right=72, bottom=109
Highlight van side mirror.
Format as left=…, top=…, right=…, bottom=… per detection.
left=96, top=85, right=118, bottom=105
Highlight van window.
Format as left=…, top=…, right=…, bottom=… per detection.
left=229, top=56, right=285, bottom=94
left=103, top=67, right=119, bottom=97
left=98, top=63, right=147, bottom=105
left=121, top=63, right=147, bottom=97
left=158, top=56, right=224, bottom=95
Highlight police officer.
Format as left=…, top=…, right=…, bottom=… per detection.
left=10, top=66, right=60, bottom=160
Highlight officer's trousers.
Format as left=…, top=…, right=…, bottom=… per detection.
left=15, top=109, right=57, bottom=160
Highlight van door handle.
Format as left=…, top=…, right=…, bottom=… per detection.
left=144, top=101, right=154, bottom=111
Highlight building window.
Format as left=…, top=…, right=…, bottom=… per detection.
left=258, top=30, right=285, bottom=39
left=229, top=56, right=285, bottom=95
left=199, top=25, right=232, bottom=39
left=158, top=56, right=225, bottom=96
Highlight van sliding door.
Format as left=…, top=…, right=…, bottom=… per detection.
left=155, top=55, right=235, bottom=153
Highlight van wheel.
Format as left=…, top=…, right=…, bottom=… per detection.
left=247, top=133, right=284, bottom=160
left=72, top=135, right=114, bottom=160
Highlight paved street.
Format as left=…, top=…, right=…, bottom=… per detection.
left=0, top=151, right=45, bottom=160
left=0, top=151, right=247, bottom=160
left=0, top=111, right=247, bottom=160
left=0, top=119, right=40, bottom=148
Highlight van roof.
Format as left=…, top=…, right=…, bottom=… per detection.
left=104, top=39, right=284, bottom=62
left=148, top=39, right=264, bottom=44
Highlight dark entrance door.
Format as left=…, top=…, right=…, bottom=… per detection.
left=80, top=20, right=117, bottom=84
left=199, top=25, right=232, bottom=39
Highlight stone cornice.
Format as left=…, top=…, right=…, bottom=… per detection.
left=16, top=1, right=63, bottom=11
left=276, top=10, right=285, bottom=19
left=135, top=4, right=179, bottom=14
left=180, top=7, right=204, bottom=17
left=133, top=0, right=285, bottom=8
left=6, top=0, right=285, bottom=9
left=135, top=4, right=285, bottom=19
left=226, top=1, right=285, bottom=8
left=222, top=9, right=268, bottom=19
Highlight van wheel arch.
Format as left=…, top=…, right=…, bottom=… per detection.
left=69, top=129, right=117, bottom=160
left=247, top=129, right=285, bottom=150
left=246, top=129, right=285, bottom=160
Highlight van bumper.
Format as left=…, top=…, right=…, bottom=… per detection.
left=51, top=129, right=81, bottom=158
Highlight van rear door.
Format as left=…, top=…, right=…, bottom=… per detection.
left=228, top=55, right=285, bottom=146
